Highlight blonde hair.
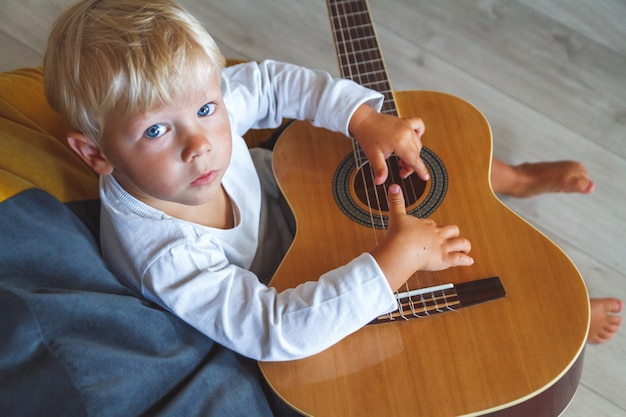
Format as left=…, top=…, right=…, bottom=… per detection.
left=44, top=0, right=225, bottom=143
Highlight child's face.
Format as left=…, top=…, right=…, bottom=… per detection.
left=100, top=73, right=232, bottom=211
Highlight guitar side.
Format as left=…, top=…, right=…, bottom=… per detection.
left=260, top=91, right=589, bottom=417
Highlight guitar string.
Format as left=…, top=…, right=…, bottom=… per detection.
left=340, top=1, right=388, bottom=234
left=348, top=2, right=429, bottom=316
left=332, top=0, right=433, bottom=316
left=333, top=0, right=392, bottom=316
left=341, top=1, right=422, bottom=222
left=329, top=1, right=394, bottom=306
left=350, top=2, right=422, bottom=219
left=334, top=1, right=384, bottom=247
left=359, top=2, right=435, bottom=302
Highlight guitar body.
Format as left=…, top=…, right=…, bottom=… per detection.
left=260, top=91, right=589, bottom=416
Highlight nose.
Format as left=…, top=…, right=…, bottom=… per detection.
left=181, top=131, right=211, bottom=163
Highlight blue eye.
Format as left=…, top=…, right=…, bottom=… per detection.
left=198, top=102, right=216, bottom=117
left=145, top=124, right=167, bottom=139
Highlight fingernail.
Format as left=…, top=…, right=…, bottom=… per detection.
left=389, top=184, right=400, bottom=194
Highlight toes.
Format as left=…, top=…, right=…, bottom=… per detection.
left=603, top=298, right=623, bottom=314
left=587, top=298, right=623, bottom=344
left=580, top=180, right=596, bottom=194
left=569, top=177, right=595, bottom=194
left=607, top=315, right=623, bottom=327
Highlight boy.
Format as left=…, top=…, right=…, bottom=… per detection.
left=44, top=0, right=472, bottom=366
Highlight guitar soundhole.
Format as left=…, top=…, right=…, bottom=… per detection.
left=353, top=156, right=427, bottom=211
left=333, top=146, right=447, bottom=229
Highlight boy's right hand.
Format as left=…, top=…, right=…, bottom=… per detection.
left=370, top=184, right=474, bottom=291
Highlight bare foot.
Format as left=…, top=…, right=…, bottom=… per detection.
left=491, top=159, right=595, bottom=198
left=588, top=298, right=623, bottom=344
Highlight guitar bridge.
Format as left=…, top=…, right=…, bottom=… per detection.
left=370, top=276, right=506, bottom=324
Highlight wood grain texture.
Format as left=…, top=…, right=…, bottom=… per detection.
left=261, top=91, right=588, bottom=416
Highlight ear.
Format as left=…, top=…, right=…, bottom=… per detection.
left=67, top=132, right=114, bottom=175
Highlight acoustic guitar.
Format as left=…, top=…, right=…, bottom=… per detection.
left=260, top=1, right=589, bottom=415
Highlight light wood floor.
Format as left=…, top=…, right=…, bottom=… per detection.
left=1, top=0, right=624, bottom=415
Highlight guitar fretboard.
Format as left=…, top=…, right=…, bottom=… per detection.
left=327, top=0, right=397, bottom=115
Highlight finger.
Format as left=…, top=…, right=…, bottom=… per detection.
left=407, top=118, right=429, bottom=180
left=407, top=117, right=426, bottom=137
left=439, top=224, right=461, bottom=239
left=387, top=184, right=407, bottom=217
left=447, top=236, right=472, bottom=254
left=370, top=152, right=389, bottom=185
left=448, top=252, right=475, bottom=267
left=413, top=157, right=430, bottom=181
left=398, top=159, right=414, bottom=179
left=396, top=128, right=430, bottom=181
left=399, top=157, right=430, bottom=181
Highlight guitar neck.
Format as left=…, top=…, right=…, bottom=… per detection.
left=327, top=0, right=397, bottom=115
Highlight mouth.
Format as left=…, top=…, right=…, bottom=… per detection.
left=190, top=170, right=219, bottom=187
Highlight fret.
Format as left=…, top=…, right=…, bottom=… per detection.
left=328, top=0, right=396, bottom=115
left=328, top=0, right=368, bottom=12
left=329, top=10, right=369, bottom=21
left=334, top=32, right=377, bottom=45
left=353, top=80, right=391, bottom=94
left=347, top=73, right=389, bottom=85
left=336, top=52, right=382, bottom=67
left=338, top=66, right=386, bottom=81
left=329, top=0, right=368, bottom=8
left=332, top=21, right=373, bottom=33
left=337, top=42, right=380, bottom=58
left=340, top=66, right=386, bottom=79
left=337, top=54, right=385, bottom=73
left=335, top=36, right=377, bottom=44
left=337, top=60, right=381, bottom=70
left=335, top=38, right=378, bottom=51
left=380, top=101, right=396, bottom=115
left=339, top=57, right=387, bottom=71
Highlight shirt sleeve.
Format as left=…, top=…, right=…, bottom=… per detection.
left=222, top=60, right=384, bottom=137
left=141, top=239, right=397, bottom=362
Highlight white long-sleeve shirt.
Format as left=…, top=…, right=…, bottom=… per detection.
left=100, top=60, right=397, bottom=361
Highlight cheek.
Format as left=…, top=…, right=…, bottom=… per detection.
left=125, top=153, right=177, bottom=191
left=217, top=122, right=233, bottom=160
left=224, top=134, right=233, bottom=159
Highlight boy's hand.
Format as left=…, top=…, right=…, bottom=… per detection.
left=349, top=104, right=429, bottom=185
left=371, top=185, right=474, bottom=291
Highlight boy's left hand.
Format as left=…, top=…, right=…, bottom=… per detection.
left=349, top=104, right=429, bottom=185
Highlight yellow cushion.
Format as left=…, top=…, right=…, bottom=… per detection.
left=0, top=67, right=99, bottom=202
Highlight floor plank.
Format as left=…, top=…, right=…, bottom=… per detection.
left=566, top=384, right=626, bottom=417
left=524, top=0, right=626, bottom=55
left=370, top=0, right=626, bottom=158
